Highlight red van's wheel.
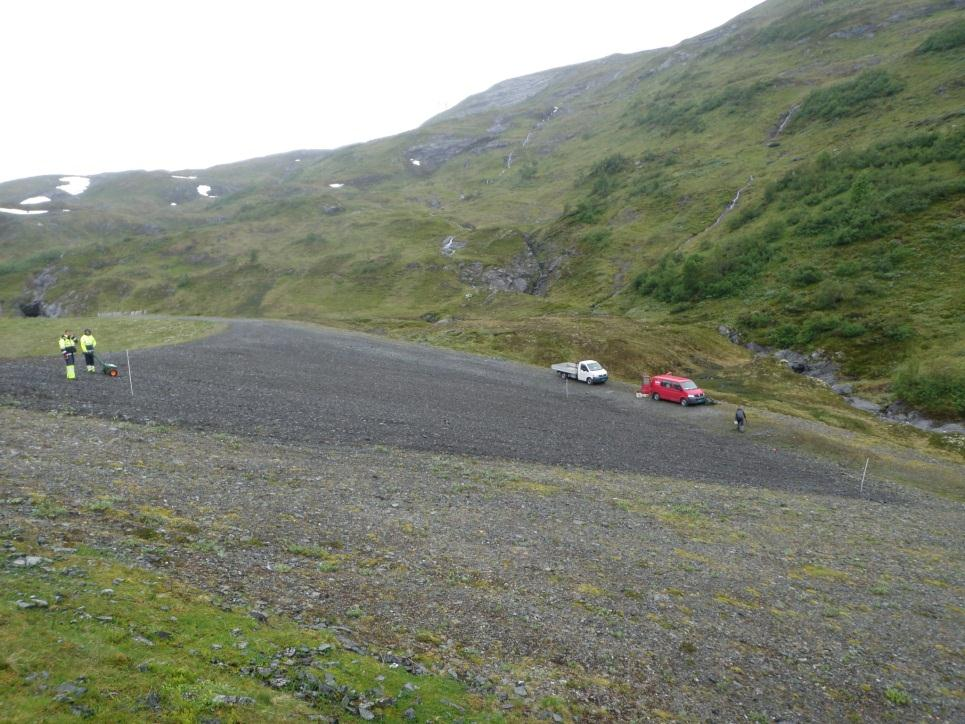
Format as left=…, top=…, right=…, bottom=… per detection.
left=680, top=398, right=688, bottom=406
left=652, top=392, right=659, bottom=401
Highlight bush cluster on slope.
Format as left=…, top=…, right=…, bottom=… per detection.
left=894, top=356, right=965, bottom=418
left=633, top=128, right=964, bottom=393
left=916, top=19, right=965, bottom=53
left=794, top=70, right=905, bottom=125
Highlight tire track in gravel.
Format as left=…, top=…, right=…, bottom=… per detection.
left=0, top=319, right=883, bottom=499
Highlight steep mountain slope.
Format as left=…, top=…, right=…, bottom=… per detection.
left=1, top=0, right=963, bottom=417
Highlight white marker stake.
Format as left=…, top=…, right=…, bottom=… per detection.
left=860, top=457, right=869, bottom=496
left=126, top=350, right=134, bottom=396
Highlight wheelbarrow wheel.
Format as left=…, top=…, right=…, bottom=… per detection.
left=108, top=368, right=119, bottom=377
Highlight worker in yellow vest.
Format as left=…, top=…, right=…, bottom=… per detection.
left=58, top=331, right=77, bottom=380
left=79, top=328, right=97, bottom=373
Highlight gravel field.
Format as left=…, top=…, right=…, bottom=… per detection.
left=2, top=320, right=961, bottom=720
left=1, top=407, right=962, bottom=721
left=0, top=319, right=887, bottom=500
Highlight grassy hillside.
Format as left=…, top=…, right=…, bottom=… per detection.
left=0, top=0, right=962, bottom=418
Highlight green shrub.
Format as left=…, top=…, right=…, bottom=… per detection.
left=884, top=687, right=911, bottom=707
left=837, top=320, right=867, bottom=338
left=726, top=204, right=763, bottom=231
left=893, top=356, right=965, bottom=417
left=582, top=229, right=612, bottom=248
left=737, top=311, right=772, bottom=329
left=637, top=99, right=705, bottom=134
left=790, top=266, right=823, bottom=286
left=564, top=199, right=607, bottom=224
left=880, top=321, right=914, bottom=342
left=638, top=81, right=772, bottom=134
left=916, top=19, right=965, bottom=53
left=796, top=70, right=905, bottom=124
left=760, top=219, right=786, bottom=243
left=798, top=313, right=841, bottom=343
left=589, top=154, right=632, bottom=177
left=833, top=261, right=862, bottom=277
left=639, top=229, right=777, bottom=303
left=770, top=324, right=799, bottom=348
left=518, top=161, right=538, bottom=181
left=813, top=280, right=853, bottom=310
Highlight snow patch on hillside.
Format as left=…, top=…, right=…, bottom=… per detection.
left=57, top=176, right=90, bottom=195
left=197, top=185, right=217, bottom=198
left=172, top=174, right=198, bottom=180
left=0, top=207, right=48, bottom=215
left=21, top=196, right=50, bottom=205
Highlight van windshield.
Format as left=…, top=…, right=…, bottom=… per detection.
left=682, top=380, right=699, bottom=390
left=586, top=362, right=602, bottom=371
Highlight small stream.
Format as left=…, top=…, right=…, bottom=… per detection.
left=718, top=326, right=964, bottom=435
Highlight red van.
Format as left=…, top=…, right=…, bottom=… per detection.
left=640, top=373, right=707, bottom=406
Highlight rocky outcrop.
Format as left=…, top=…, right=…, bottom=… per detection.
left=426, top=53, right=642, bottom=124
left=716, top=325, right=963, bottom=434
left=17, top=266, right=64, bottom=317
left=405, top=134, right=509, bottom=172
left=458, top=235, right=569, bottom=296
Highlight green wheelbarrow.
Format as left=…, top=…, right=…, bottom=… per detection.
left=92, top=352, right=121, bottom=377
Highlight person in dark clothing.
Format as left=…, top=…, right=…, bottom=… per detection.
left=735, top=405, right=747, bottom=433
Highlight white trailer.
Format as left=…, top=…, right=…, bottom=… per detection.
left=551, top=360, right=608, bottom=384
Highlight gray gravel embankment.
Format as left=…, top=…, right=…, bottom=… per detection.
left=0, top=319, right=883, bottom=500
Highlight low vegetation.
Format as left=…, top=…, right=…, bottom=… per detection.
left=793, top=70, right=905, bottom=125
left=916, top=18, right=965, bottom=53
left=0, top=317, right=222, bottom=359
left=0, top=542, right=498, bottom=722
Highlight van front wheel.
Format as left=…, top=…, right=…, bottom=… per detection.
left=652, top=392, right=659, bottom=401
left=680, top=398, right=688, bottom=407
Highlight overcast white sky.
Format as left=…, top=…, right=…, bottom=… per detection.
left=2, top=0, right=762, bottom=184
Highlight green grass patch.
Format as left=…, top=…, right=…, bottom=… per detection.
left=0, top=317, right=223, bottom=359
left=0, top=540, right=501, bottom=722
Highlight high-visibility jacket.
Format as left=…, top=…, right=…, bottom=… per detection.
left=59, top=336, right=76, bottom=354
left=80, top=334, right=96, bottom=353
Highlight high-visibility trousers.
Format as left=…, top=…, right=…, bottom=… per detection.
left=64, top=352, right=76, bottom=380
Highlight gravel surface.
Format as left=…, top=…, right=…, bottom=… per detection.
left=0, top=319, right=885, bottom=500
left=1, top=406, right=962, bottom=721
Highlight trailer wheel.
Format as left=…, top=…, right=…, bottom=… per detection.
left=108, top=368, right=119, bottom=378
left=652, top=392, right=660, bottom=401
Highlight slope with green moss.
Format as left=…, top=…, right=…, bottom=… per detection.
left=0, top=0, right=962, bottom=417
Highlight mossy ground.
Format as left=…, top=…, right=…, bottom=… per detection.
left=0, top=542, right=500, bottom=722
